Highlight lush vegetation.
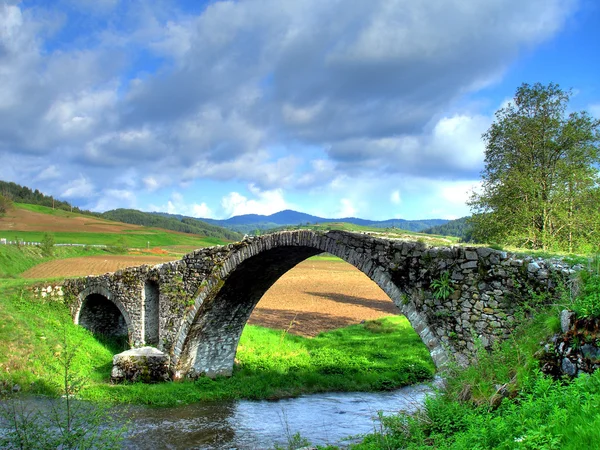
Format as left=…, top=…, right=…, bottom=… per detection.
left=3, top=203, right=230, bottom=248
left=343, top=261, right=600, bottom=449
left=422, top=217, right=473, bottom=242
left=0, top=193, right=12, bottom=217
left=469, top=82, right=600, bottom=253
left=0, top=180, right=97, bottom=217
left=0, top=279, right=434, bottom=406
left=102, top=208, right=242, bottom=241
left=1, top=180, right=242, bottom=242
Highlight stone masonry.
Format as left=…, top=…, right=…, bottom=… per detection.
left=62, top=230, right=578, bottom=380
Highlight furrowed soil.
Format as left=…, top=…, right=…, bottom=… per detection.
left=22, top=257, right=396, bottom=337
left=0, top=205, right=143, bottom=233
left=20, top=255, right=178, bottom=278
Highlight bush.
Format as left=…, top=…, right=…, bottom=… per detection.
left=0, top=193, right=12, bottom=216
left=40, top=233, right=55, bottom=257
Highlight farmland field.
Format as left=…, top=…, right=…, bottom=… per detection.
left=0, top=204, right=228, bottom=248
left=19, top=255, right=397, bottom=336
left=20, top=254, right=178, bottom=278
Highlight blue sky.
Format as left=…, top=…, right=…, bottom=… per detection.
left=1, top=0, right=598, bottom=220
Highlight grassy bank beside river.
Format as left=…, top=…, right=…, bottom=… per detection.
left=0, top=279, right=434, bottom=406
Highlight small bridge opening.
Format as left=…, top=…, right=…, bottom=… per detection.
left=79, top=294, right=128, bottom=338
left=144, top=280, right=160, bottom=346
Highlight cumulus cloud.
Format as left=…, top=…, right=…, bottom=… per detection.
left=390, top=190, right=401, bottom=205
left=220, top=184, right=291, bottom=217
left=150, top=191, right=214, bottom=218
left=0, top=0, right=579, bottom=217
left=60, top=175, right=95, bottom=199
left=335, top=198, right=358, bottom=218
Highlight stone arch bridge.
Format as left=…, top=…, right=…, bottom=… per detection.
left=63, top=230, right=575, bottom=379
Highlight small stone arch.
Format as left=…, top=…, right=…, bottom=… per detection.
left=75, top=286, right=132, bottom=340
left=143, top=280, right=160, bottom=346
left=173, top=231, right=450, bottom=378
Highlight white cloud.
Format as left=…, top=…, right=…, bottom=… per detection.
left=60, top=176, right=95, bottom=199
left=220, top=184, right=290, bottom=217
left=0, top=0, right=580, bottom=219
left=36, top=165, right=61, bottom=181
left=440, top=181, right=479, bottom=205
left=90, top=189, right=137, bottom=212
left=335, top=198, right=357, bottom=218
left=150, top=191, right=214, bottom=218
left=390, top=190, right=401, bottom=205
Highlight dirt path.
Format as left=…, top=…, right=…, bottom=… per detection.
left=23, top=257, right=397, bottom=336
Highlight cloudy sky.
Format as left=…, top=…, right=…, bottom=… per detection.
left=1, top=0, right=598, bottom=220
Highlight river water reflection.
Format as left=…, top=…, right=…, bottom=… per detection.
left=123, top=378, right=440, bottom=449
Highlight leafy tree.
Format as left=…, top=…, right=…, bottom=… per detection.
left=0, top=193, right=12, bottom=216
left=40, top=232, right=55, bottom=257
left=469, top=82, right=600, bottom=252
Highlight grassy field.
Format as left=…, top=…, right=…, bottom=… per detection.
left=0, top=203, right=230, bottom=248
left=0, top=280, right=434, bottom=406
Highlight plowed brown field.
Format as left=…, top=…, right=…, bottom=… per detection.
left=0, top=208, right=144, bottom=233
left=24, top=257, right=397, bottom=336
left=21, top=255, right=178, bottom=278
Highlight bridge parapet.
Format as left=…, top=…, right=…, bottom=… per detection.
left=62, top=230, right=580, bottom=379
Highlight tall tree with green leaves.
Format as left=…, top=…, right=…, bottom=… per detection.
left=469, top=82, right=600, bottom=252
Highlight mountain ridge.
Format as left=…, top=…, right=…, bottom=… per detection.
left=153, top=209, right=448, bottom=234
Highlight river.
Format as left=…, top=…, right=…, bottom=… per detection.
left=122, top=378, right=441, bottom=449
left=1, top=379, right=440, bottom=449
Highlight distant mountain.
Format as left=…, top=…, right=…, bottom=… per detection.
left=422, top=216, right=474, bottom=241
left=156, top=209, right=449, bottom=234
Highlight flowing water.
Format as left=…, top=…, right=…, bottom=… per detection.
left=122, top=378, right=441, bottom=449
left=1, top=379, right=440, bottom=449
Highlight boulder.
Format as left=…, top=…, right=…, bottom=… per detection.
left=111, top=347, right=170, bottom=383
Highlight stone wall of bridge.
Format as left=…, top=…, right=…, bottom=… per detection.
left=62, top=230, right=578, bottom=379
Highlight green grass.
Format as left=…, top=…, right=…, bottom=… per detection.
left=348, top=267, right=600, bottom=450
left=0, top=281, right=434, bottom=406
left=15, top=203, right=95, bottom=217
left=0, top=245, right=113, bottom=278
left=2, top=230, right=226, bottom=248
left=2, top=202, right=231, bottom=248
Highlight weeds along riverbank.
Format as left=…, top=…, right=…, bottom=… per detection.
left=0, top=279, right=435, bottom=406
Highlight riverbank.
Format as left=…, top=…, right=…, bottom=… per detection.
left=0, top=279, right=434, bottom=406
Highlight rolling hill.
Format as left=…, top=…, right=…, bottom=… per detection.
left=0, top=203, right=233, bottom=249
left=157, top=209, right=448, bottom=234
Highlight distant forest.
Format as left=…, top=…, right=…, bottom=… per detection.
left=0, top=180, right=99, bottom=217
left=102, top=209, right=242, bottom=241
left=0, top=180, right=241, bottom=241
left=422, top=217, right=474, bottom=242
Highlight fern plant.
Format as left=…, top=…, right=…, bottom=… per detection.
left=431, top=271, right=454, bottom=300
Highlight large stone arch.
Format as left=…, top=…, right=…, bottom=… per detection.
left=74, top=285, right=132, bottom=340
left=173, top=231, right=449, bottom=378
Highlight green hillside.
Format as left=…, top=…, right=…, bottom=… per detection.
left=102, top=208, right=242, bottom=241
